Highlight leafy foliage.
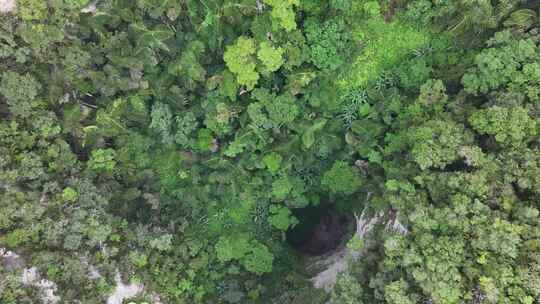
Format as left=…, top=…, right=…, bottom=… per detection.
left=263, top=0, right=300, bottom=31
left=469, top=106, right=536, bottom=147
left=409, top=119, right=472, bottom=170
left=322, top=161, right=362, bottom=195
left=88, top=148, right=116, bottom=172
left=462, top=31, right=540, bottom=100
left=2, top=1, right=540, bottom=303
left=305, top=18, right=351, bottom=71
left=263, top=152, right=283, bottom=174
left=215, top=235, right=274, bottom=275
left=268, top=205, right=299, bottom=230
left=0, top=72, right=42, bottom=118
left=223, top=37, right=259, bottom=90
left=257, top=42, right=285, bottom=73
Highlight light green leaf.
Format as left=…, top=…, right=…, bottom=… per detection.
left=302, top=118, right=327, bottom=148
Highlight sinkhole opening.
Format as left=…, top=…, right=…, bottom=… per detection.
left=286, top=202, right=348, bottom=256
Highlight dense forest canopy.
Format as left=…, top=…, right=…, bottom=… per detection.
left=2, top=0, right=540, bottom=303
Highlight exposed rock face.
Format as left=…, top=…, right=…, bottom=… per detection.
left=0, top=248, right=24, bottom=271
left=1, top=248, right=60, bottom=304
left=0, top=0, right=16, bottom=14
left=309, top=210, right=382, bottom=291
left=107, top=272, right=144, bottom=304
left=21, top=267, right=61, bottom=304
left=309, top=207, right=409, bottom=291
left=81, top=1, right=98, bottom=14
left=2, top=248, right=162, bottom=303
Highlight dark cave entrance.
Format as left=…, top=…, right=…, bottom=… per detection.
left=286, top=202, right=348, bottom=256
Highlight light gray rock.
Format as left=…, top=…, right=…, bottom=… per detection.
left=0, top=0, right=16, bottom=14
left=310, top=209, right=382, bottom=291
left=106, top=272, right=144, bottom=304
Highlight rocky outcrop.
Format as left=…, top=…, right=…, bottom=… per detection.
left=309, top=206, right=409, bottom=291
left=1, top=248, right=163, bottom=304
left=0, top=0, right=16, bottom=14
left=21, top=267, right=61, bottom=304
left=1, top=248, right=60, bottom=304
left=308, top=210, right=382, bottom=291
left=107, top=272, right=144, bottom=304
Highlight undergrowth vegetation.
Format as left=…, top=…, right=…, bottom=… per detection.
left=2, top=0, right=540, bottom=303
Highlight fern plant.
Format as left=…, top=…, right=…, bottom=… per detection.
left=339, top=88, right=368, bottom=129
